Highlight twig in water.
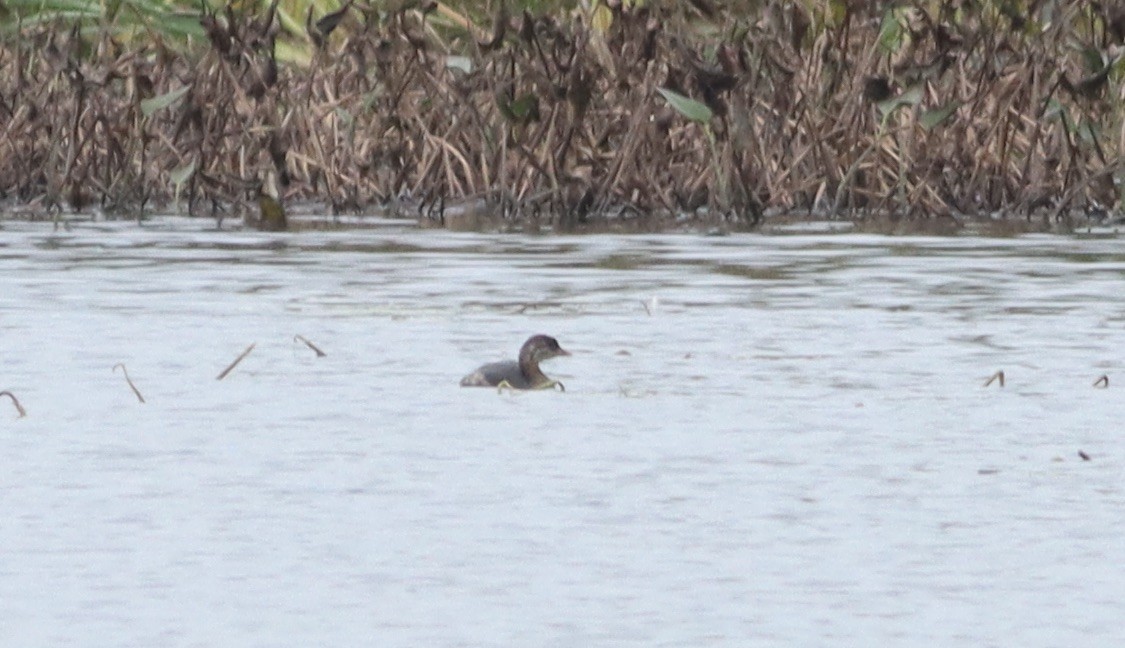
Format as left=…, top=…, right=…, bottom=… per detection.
left=1078, top=450, right=1091, bottom=461
left=0, top=391, right=27, bottom=418
left=640, top=300, right=651, bottom=316
left=113, top=364, right=146, bottom=403
left=983, top=370, right=1005, bottom=388
left=1093, top=375, right=1109, bottom=388
left=217, top=343, right=257, bottom=380
left=294, top=335, right=327, bottom=357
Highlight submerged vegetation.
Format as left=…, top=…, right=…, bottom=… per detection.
left=1, top=0, right=1123, bottom=231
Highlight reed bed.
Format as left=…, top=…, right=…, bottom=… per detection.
left=1, top=1, right=1122, bottom=230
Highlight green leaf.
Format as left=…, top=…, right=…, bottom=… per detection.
left=876, top=85, right=923, bottom=119
left=446, top=55, right=472, bottom=74
left=169, top=158, right=196, bottom=206
left=141, top=84, right=191, bottom=117
left=826, top=0, right=847, bottom=28
left=591, top=3, right=613, bottom=33
left=1079, top=47, right=1104, bottom=75
left=919, top=101, right=961, bottom=130
left=1077, top=120, right=1099, bottom=144
left=877, top=7, right=903, bottom=54
left=1044, top=98, right=1063, bottom=120
left=509, top=94, right=537, bottom=120
left=1114, top=54, right=1125, bottom=77
left=334, top=106, right=354, bottom=128
left=274, top=39, right=312, bottom=67
left=1045, top=98, right=1075, bottom=133
left=656, top=87, right=712, bottom=124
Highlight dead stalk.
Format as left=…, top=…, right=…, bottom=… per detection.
left=983, top=370, right=1005, bottom=388
left=1, top=2, right=1120, bottom=228
left=294, top=335, right=327, bottom=357
left=112, top=363, right=147, bottom=403
left=0, top=391, right=27, bottom=418
left=217, top=343, right=257, bottom=380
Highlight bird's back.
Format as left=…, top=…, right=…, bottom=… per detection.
left=459, top=361, right=532, bottom=388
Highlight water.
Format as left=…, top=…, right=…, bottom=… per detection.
left=2, top=219, right=1124, bottom=646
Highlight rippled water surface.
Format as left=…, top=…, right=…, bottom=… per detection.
left=2, top=219, right=1124, bottom=646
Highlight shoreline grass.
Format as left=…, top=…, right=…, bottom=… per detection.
left=1, top=1, right=1122, bottom=232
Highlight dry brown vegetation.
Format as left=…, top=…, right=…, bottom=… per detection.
left=1, top=1, right=1123, bottom=231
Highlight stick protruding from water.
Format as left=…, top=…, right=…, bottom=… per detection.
left=983, top=370, right=1005, bottom=388
left=1093, top=375, right=1109, bottom=388
left=1, top=391, right=27, bottom=418
left=294, top=335, right=326, bottom=357
left=113, top=363, right=146, bottom=403
left=217, top=343, right=257, bottom=380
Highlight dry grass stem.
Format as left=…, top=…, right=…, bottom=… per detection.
left=217, top=343, right=257, bottom=380
left=294, top=334, right=327, bottom=357
left=0, top=390, right=27, bottom=418
left=113, top=363, right=147, bottom=403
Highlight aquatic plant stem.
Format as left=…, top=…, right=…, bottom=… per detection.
left=294, top=335, right=327, bottom=357
left=217, top=343, right=257, bottom=380
left=0, top=391, right=27, bottom=418
left=113, top=364, right=147, bottom=403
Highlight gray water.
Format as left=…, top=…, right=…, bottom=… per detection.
left=2, top=219, right=1124, bottom=646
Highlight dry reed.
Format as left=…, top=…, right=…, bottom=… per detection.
left=217, top=342, right=257, bottom=380
left=984, top=369, right=1005, bottom=387
left=0, top=390, right=27, bottom=418
left=113, top=363, right=146, bottom=403
left=1, top=1, right=1122, bottom=230
left=294, top=334, right=326, bottom=357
